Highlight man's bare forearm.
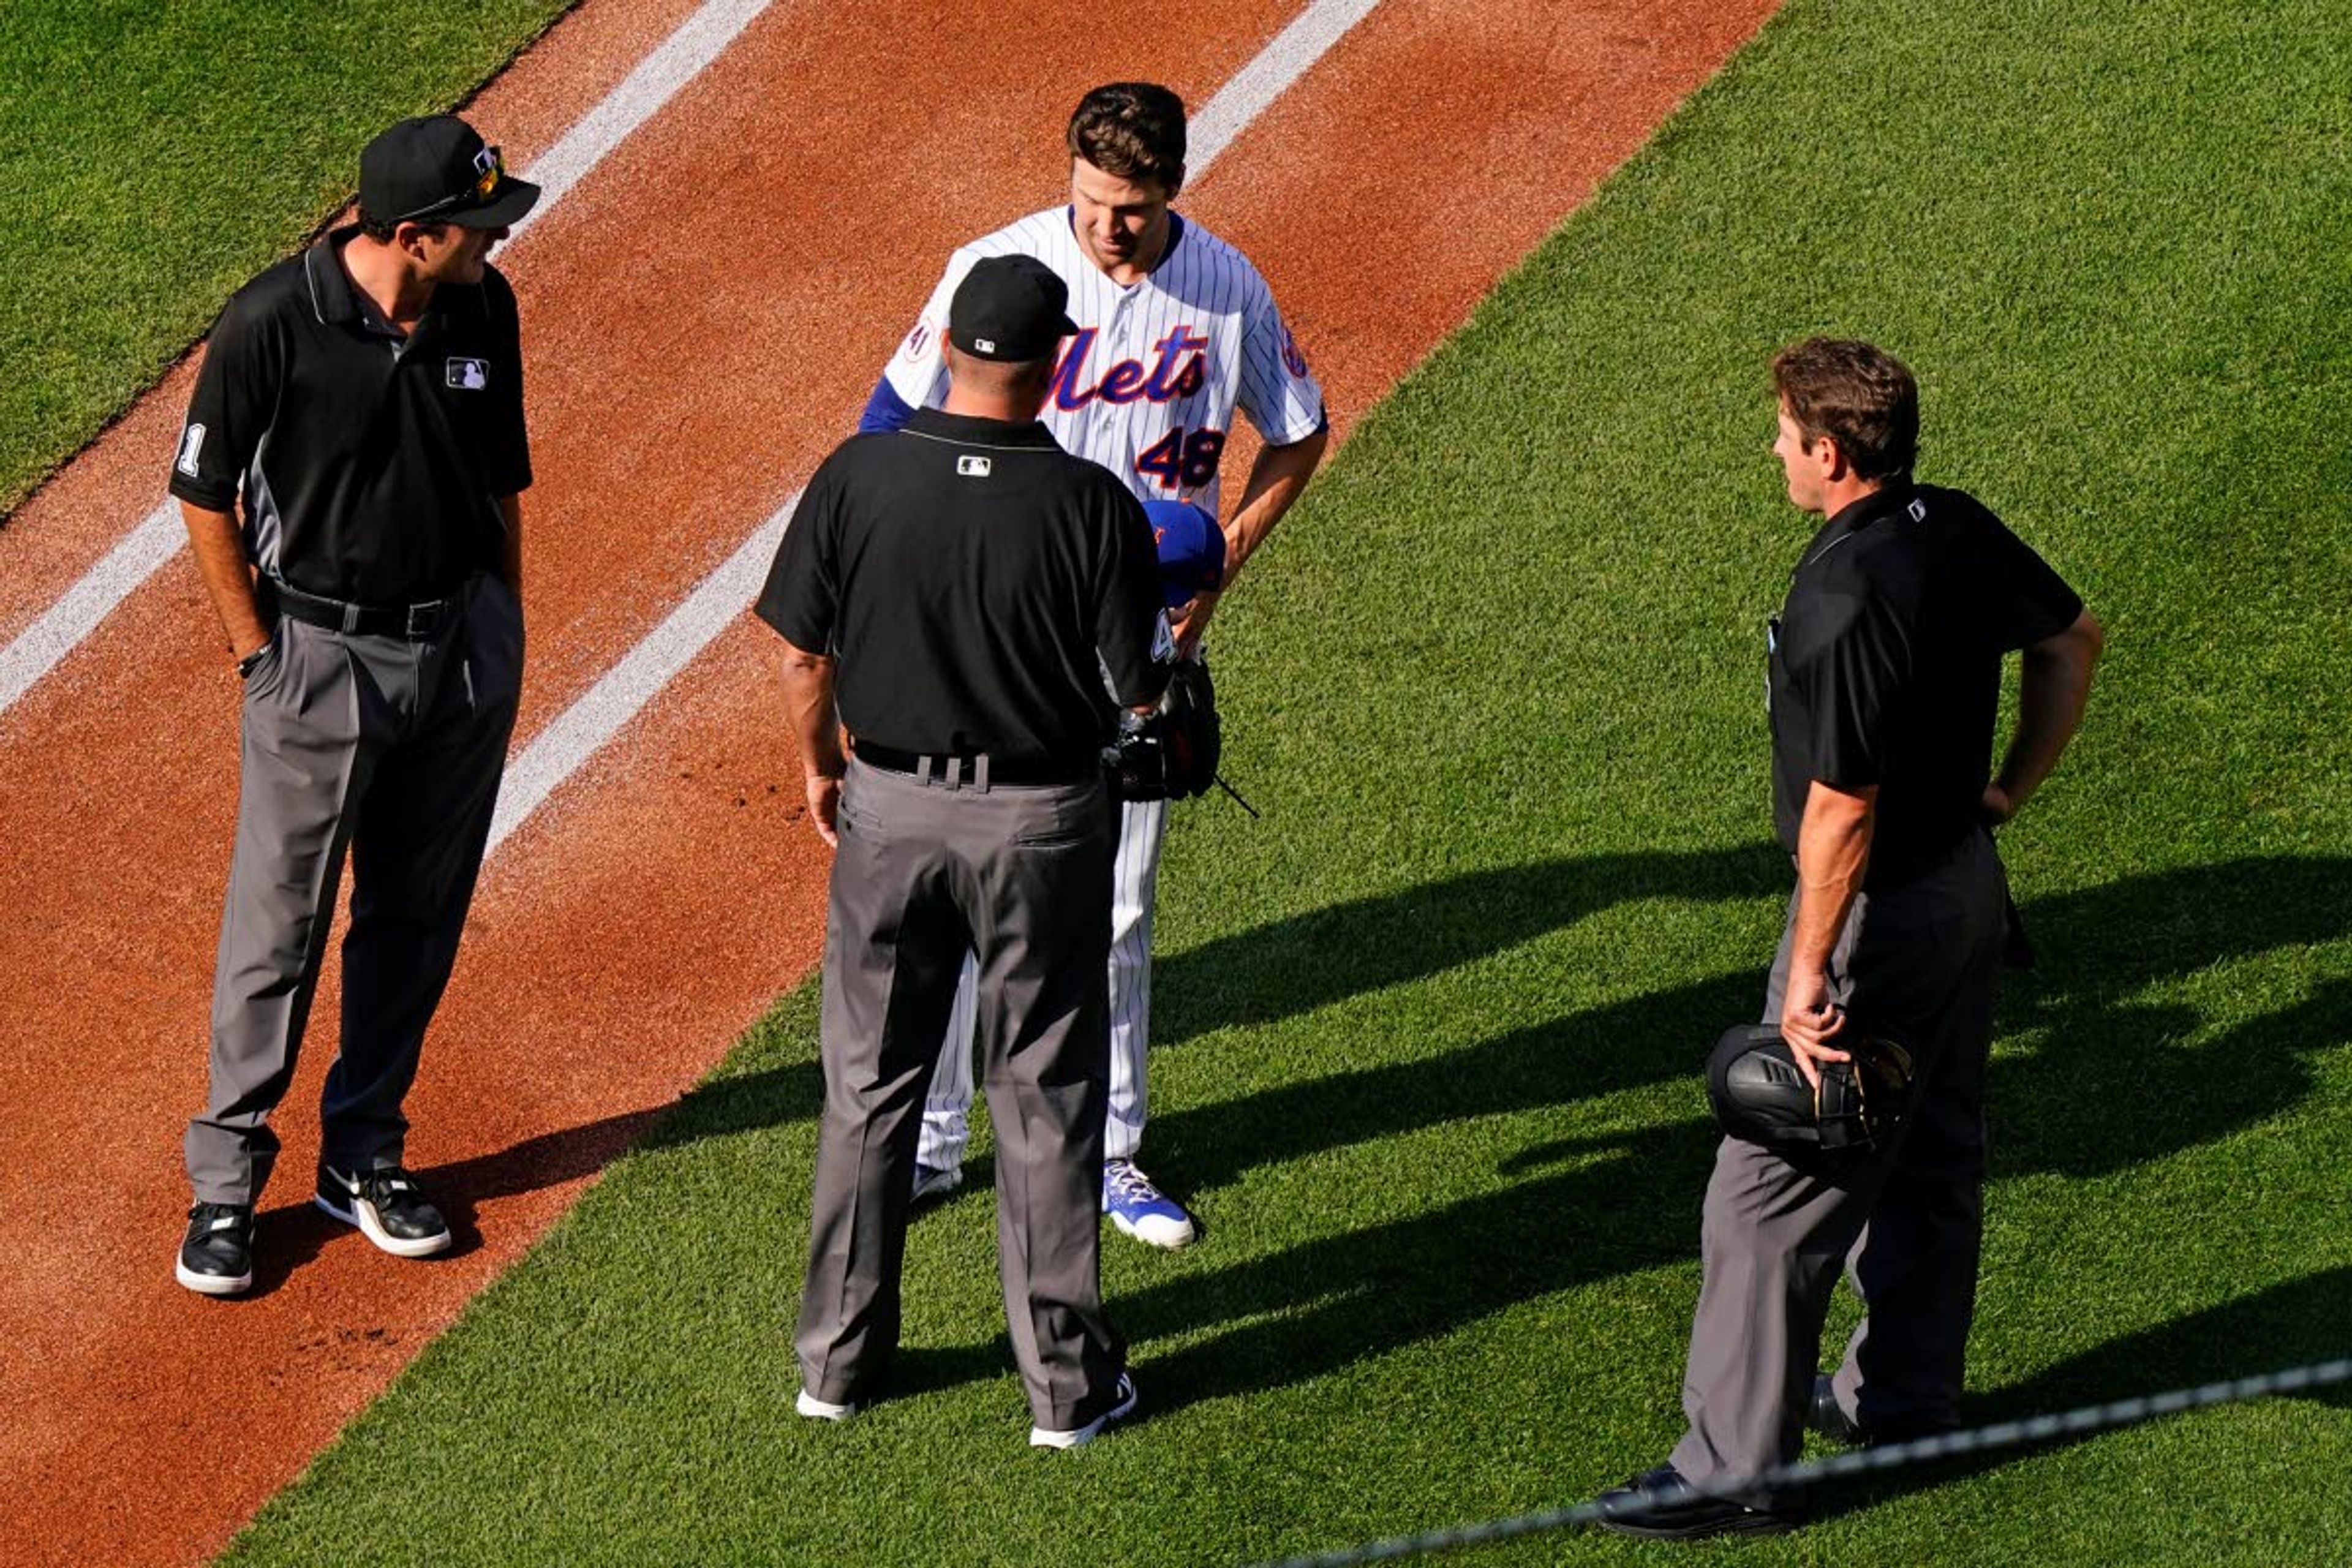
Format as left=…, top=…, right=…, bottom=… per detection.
left=1221, top=424, right=1328, bottom=587
left=778, top=644, right=844, bottom=779
left=1992, top=608, right=2101, bottom=816
left=1170, top=425, right=1327, bottom=650
left=1792, top=781, right=1876, bottom=974
left=179, top=502, right=270, bottom=662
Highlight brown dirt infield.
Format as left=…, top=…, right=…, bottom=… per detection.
left=0, top=1, right=1775, bottom=1561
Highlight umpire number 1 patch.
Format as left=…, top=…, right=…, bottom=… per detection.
left=175, top=423, right=206, bottom=478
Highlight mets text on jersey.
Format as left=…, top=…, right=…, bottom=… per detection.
left=1047, top=325, right=1210, bottom=410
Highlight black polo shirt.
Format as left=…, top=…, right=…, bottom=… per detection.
left=167, top=227, right=531, bottom=603
left=1769, top=482, right=2082, bottom=889
left=755, top=408, right=1170, bottom=763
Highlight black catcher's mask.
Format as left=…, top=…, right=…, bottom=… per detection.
left=1706, top=1023, right=1917, bottom=1157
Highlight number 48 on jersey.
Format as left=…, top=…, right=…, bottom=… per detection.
left=1136, top=426, right=1227, bottom=491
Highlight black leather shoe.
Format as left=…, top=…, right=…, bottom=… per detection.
left=1809, top=1374, right=1961, bottom=1448
left=317, top=1165, right=452, bottom=1258
left=176, top=1202, right=255, bottom=1296
left=1594, top=1465, right=1799, bottom=1539
left=1811, top=1374, right=1869, bottom=1447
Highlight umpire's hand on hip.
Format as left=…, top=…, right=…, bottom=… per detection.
left=805, top=772, right=843, bottom=848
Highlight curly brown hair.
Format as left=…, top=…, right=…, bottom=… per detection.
left=1067, top=82, right=1186, bottom=189
left=1772, top=337, right=1919, bottom=482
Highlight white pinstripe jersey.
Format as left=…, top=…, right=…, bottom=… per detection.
left=880, top=207, right=1325, bottom=517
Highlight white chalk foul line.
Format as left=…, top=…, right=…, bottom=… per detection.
left=1188, top=0, right=1379, bottom=176
left=506, top=0, right=771, bottom=238
left=0, top=504, right=185, bottom=712
left=486, top=499, right=793, bottom=855
left=481, top=0, right=1382, bottom=852
left=0, top=0, right=776, bottom=722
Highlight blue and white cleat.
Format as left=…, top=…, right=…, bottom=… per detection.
left=1101, top=1159, right=1196, bottom=1250
left=912, top=1162, right=963, bottom=1204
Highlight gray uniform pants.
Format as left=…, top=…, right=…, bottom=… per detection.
left=797, top=758, right=1126, bottom=1432
left=184, top=575, right=522, bottom=1206
left=918, top=793, right=1165, bottom=1169
left=1670, top=828, right=2007, bottom=1501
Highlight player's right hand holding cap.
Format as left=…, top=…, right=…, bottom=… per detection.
left=1142, top=499, right=1225, bottom=613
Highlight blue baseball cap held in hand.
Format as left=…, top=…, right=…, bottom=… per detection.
left=1143, top=499, right=1225, bottom=609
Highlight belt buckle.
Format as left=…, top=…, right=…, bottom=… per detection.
left=405, top=600, right=440, bottom=638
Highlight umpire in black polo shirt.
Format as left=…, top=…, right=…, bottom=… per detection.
left=168, top=116, right=538, bottom=1296
left=756, top=255, right=1169, bottom=1447
left=1604, top=339, right=2102, bottom=1536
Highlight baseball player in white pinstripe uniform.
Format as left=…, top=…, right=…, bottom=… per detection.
left=858, top=81, right=1328, bottom=1248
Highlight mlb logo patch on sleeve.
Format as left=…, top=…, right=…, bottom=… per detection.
left=445, top=358, right=489, bottom=391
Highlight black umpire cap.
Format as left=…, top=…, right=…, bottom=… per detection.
left=949, top=255, right=1080, bottom=361
left=360, top=115, right=541, bottom=228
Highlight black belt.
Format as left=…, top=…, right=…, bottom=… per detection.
left=262, top=578, right=467, bottom=639
left=854, top=741, right=1102, bottom=787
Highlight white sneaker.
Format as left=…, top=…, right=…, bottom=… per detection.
left=1029, top=1373, right=1138, bottom=1449
left=1101, top=1159, right=1196, bottom=1249
left=796, top=1389, right=859, bottom=1422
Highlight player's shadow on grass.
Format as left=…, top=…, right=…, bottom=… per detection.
left=396, top=1058, right=828, bottom=1256
left=892, top=1117, right=1723, bottom=1409
left=1982, top=1264, right=2352, bottom=1415
left=1109, top=853, right=2351, bottom=1409
left=1985, top=854, right=2352, bottom=1179
left=1150, top=843, right=1791, bottom=1047
left=1150, top=853, right=2352, bottom=1210
left=815, top=844, right=1791, bottom=1216
left=1122, top=1119, right=1717, bottom=1411
left=1148, top=968, right=1758, bottom=1197
left=1811, top=1263, right=2352, bottom=1521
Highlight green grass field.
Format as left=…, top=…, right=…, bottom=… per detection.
left=206, top=0, right=2352, bottom=1562
left=0, top=0, right=575, bottom=518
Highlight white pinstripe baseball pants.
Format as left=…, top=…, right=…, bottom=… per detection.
left=918, top=795, right=1166, bottom=1168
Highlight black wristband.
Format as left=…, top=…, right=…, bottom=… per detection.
left=237, top=643, right=269, bottom=679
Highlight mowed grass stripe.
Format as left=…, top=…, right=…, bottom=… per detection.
left=224, top=0, right=2351, bottom=1562
left=0, top=0, right=577, bottom=519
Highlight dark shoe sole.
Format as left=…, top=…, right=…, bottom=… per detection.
left=314, top=1193, right=452, bottom=1259
left=1597, top=1510, right=1798, bottom=1540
